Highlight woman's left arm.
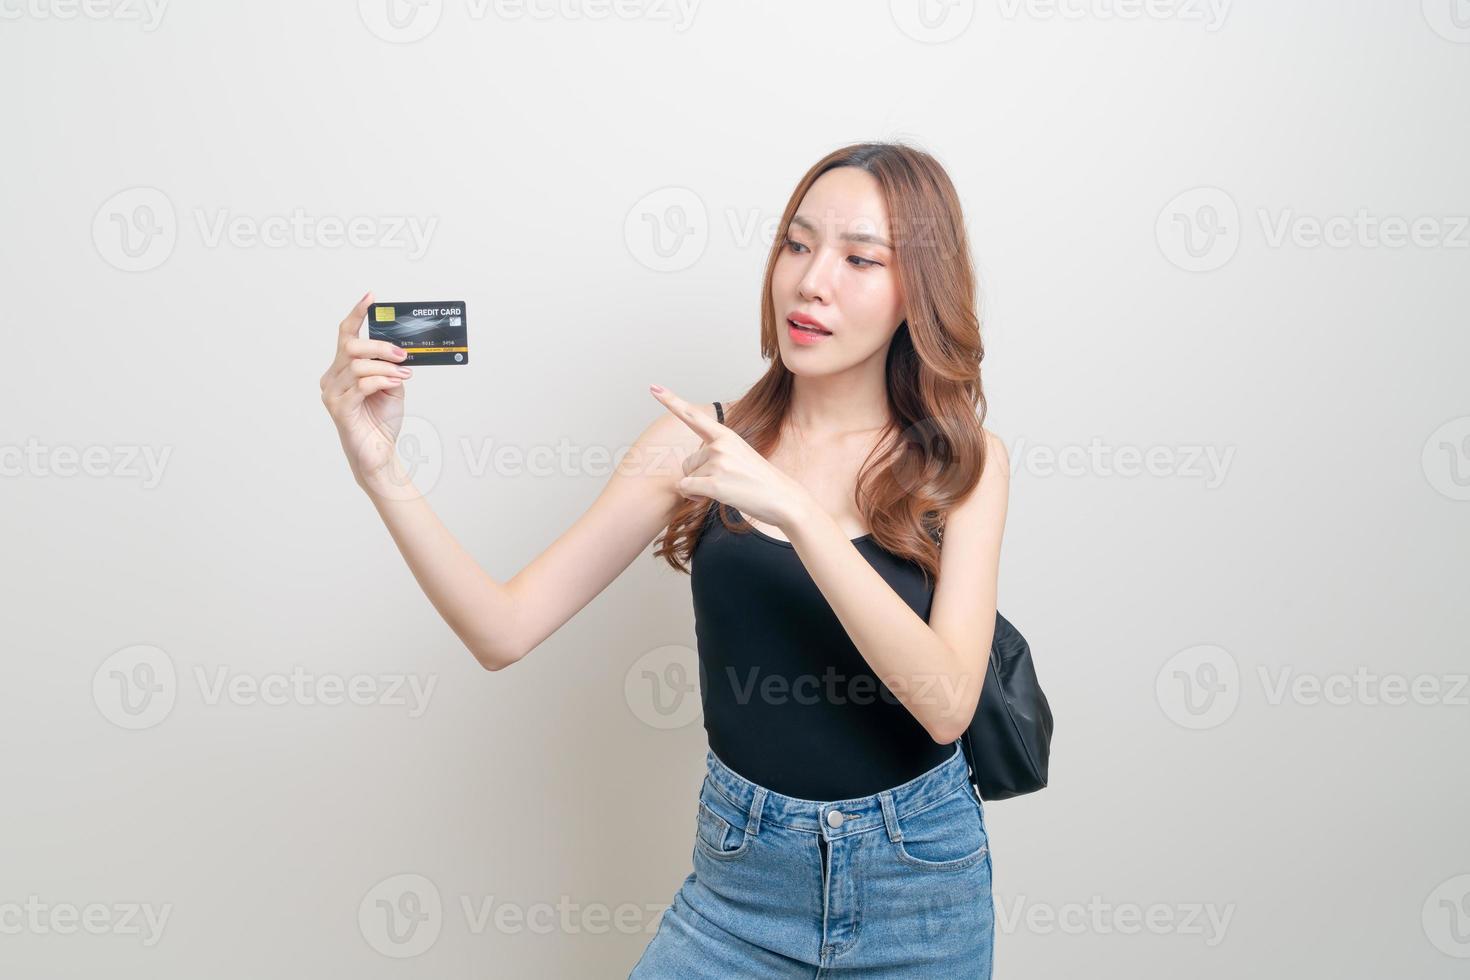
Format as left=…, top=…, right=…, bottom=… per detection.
left=783, top=430, right=1010, bottom=743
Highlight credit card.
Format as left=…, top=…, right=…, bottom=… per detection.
left=367, top=301, right=469, bottom=365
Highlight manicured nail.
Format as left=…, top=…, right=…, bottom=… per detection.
left=396, top=366, right=412, bottom=377
left=649, top=383, right=665, bottom=394
left=393, top=347, right=407, bottom=358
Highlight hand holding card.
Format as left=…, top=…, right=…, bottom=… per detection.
left=319, top=291, right=415, bottom=494
left=368, top=302, right=469, bottom=365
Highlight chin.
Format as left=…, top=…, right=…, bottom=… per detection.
left=780, top=354, right=846, bottom=378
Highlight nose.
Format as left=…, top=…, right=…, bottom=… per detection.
left=796, top=248, right=838, bottom=305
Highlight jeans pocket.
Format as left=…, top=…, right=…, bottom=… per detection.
left=694, top=780, right=752, bottom=860
left=892, top=786, right=989, bottom=872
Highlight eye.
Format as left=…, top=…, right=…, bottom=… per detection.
left=848, top=256, right=881, bottom=268
left=783, top=236, right=808, bottom=254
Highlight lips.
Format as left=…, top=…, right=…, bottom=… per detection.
left=787, top=312, right=831, bottom=334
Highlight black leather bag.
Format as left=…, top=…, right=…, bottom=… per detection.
left=959, top=611, right=1054, bottom=801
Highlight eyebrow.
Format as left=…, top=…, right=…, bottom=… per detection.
left=790, top=214, right=894, bottom=250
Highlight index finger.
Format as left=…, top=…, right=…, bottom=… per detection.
left=650, top=385, right=723, bottom=442
left=339, top=290, right=373, bottom=337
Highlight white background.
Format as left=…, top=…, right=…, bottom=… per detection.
left=2, top=0, right=1468, bottom=976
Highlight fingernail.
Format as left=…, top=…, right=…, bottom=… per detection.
left=649, top=383, right=665, bottom=394
left=396, top=366, right=412, bottom=377
left=393, top=347, right=407, bottom=358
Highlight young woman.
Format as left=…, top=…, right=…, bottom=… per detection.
left=320, top=141, right=1009, bottom=977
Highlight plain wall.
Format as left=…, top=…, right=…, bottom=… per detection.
left=2, top=1, right=1467, bottom=976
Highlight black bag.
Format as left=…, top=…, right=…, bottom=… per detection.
left=959, top=611, right=1054, bottom=801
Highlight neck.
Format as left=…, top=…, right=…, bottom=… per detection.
left=786, top=365, right=890, bottom=437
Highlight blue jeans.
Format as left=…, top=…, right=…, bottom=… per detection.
left=630, top=743, right=994, bottom=977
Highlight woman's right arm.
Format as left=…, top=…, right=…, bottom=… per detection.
left=320, top=293, right=702, bottom=671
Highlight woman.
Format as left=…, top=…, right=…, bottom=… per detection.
left=320, top=141, right=1009, bottom=976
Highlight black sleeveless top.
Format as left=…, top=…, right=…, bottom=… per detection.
left=689, top=400, right=953, bottom=800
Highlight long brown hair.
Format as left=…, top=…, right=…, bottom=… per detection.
left=654, top=140, right=989, bottom=584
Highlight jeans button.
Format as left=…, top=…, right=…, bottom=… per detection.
left=826, top=809, right=844, bottom=829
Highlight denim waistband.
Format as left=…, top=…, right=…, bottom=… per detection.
left=703, top=743, right=974, bottom=841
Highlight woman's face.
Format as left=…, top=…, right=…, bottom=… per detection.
left=771, top=166, right=907, bottom=374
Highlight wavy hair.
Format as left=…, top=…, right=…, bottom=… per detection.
left=655, top=140, right=989, bottom=584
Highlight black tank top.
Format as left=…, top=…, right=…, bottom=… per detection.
left=690, top=400, right=953, bottom=800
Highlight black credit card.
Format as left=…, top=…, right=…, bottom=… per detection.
left=367, top=301, right=469, bottom=365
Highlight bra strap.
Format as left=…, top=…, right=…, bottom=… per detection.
left=713, top=400, right=724, bottom=424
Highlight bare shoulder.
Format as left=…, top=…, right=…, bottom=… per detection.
left=940, top=426, right=1011, bottom=552
left=946, top=426, right=1010, bottom=527
left=981, top=427, right=1010, bottom=479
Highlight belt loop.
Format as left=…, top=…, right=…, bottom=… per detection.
left=747, top=786, right=767, bottom=837
left=878, top=790, right=903, bottom=843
